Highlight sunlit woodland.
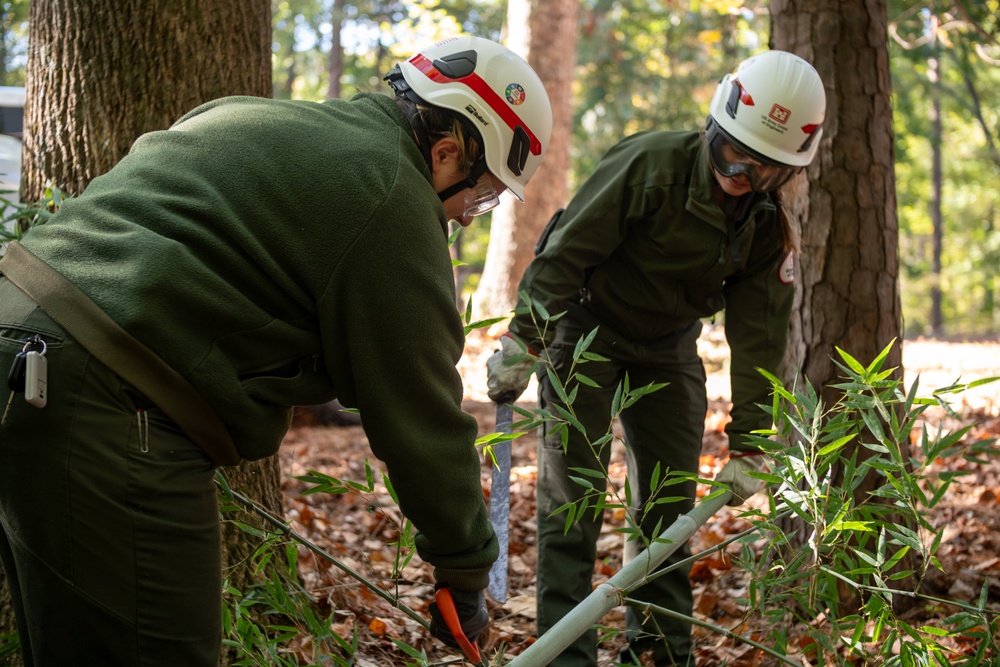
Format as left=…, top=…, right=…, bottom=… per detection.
left=0, top=2, right=998, bottom=666
left=1, top=0, right=997, bottom=337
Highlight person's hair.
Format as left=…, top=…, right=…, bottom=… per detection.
left=394, top=97, right=483, bottom=173
left=772, top=188, right=801, bottom=255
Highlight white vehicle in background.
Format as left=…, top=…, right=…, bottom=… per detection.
left=0, top=85, right=25, bottom=252
left=0, top=85, right=24, bottom=201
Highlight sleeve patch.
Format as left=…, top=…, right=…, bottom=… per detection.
left=778, top=251, right=795, bottom=284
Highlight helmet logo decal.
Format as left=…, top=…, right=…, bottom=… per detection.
left=409, top=53, right=543, bottom=156
left=768, top=104, right=791, bottom=125
left=505, top=83, right=526, bottom=106
left=465, top=104, right=490, bottom=127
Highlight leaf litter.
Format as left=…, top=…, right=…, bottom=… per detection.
left=275, top=329, right=1000, bottom=666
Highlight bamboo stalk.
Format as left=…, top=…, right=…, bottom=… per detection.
left=505, top=491, right=731, bottom=667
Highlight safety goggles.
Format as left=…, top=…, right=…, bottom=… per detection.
left=463, top=171, right=502, bottom=217
left=437, top=157, right=504, bottom=217
left=707, top=130, right=799, bottom=193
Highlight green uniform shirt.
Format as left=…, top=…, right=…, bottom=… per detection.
left=510, top=129, right=794, bottom=449
left=4, top=93, right=496, bottom=589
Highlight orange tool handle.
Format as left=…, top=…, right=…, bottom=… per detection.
left=434, top=587, right=482, bottom=664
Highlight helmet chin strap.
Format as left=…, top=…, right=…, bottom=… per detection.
left=436, top=157, right=487, bottom=202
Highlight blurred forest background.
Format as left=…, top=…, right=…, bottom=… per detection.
left=0, top=0, right=996, bottom=338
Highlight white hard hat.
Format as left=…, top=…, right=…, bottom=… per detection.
left=397, top=35, right=552, bottom=201
left=708, top=50, right=826, bottom=167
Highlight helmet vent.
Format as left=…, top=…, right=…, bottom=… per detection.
left=432, top=50, right=479, bottom=79
left=725, top=79, right=754, bottom=119
left=507, top=126, right=529, bottom=176
left=797, top=124, right=821, bottom=154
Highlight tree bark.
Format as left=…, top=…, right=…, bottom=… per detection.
left=327, top=0, right=343, bottom=100
left=772, top=0, right=903, bottom=410
left=6, top=3, right=278, bottom=665
left=22, top=0, right=271, bottom=200
left=771, top=0, right=912, bottom=613
left=472, top=0, right=580, bottom=321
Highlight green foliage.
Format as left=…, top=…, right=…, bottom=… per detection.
left=218, top=468, right=436, bottom=666
left=733, top=341, right=1000, bottom=665
left=271, top=0, right=504, bottom=101
left=212, top=321, right=1000, bottom=665
left=890, top=2, right=1000, bottom=336
left=0, top=0, right=29, bottom=87
left=571, top=0, right=767, bottom=185
left=508, top=323, right=1000, bottom=663
left=0, top=186, right=66, bottom=250
left=222, top=542, right=360, bottom=667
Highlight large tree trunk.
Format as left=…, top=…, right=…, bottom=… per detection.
left=4, top=3, right=277, bottom=665
left=22, top=0, right=271, bottom=200
left=472, top=0, right=579, bottom=321
left=771, top=0, right=911, bottom=612
left=772, top=0, right=902, bottom=416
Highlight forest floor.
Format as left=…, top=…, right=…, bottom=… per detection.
left=274, top=328, right=1000, bottom=666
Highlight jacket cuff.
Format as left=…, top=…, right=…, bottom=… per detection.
left=432, top=565, right=492, bottom=593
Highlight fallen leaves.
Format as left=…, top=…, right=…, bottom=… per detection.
left=273, top=333, right=1000, bottom=665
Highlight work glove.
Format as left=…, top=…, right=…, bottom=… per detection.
left=428, top=584, right=489, bottom=656
left=716, top=453, right=766, bottom=506
left=486, top=332, right=537, bottom=404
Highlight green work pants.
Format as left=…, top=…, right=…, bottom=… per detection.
left=535, top=306, right=705, bottom=667
left=0, top=277, right=222, bottom=666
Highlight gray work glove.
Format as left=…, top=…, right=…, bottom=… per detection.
left=716, top=454, right=766, bottom=506
left=486, top=333, right=537, bottom=404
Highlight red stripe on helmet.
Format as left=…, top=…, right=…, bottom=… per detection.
left=409, top=53, right=542, bottom=155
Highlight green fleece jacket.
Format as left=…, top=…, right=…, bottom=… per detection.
left=3, top=93, right=497, bottom=590
left=510, top=129, right=794, bottom=449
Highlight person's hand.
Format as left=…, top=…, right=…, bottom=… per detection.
left=428, top=584, right=489, bottom=659
left=716, top=454, right=766, bottom=506
left=486, top=332, right=537, bottom=404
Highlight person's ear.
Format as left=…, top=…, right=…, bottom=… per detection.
left=430, top=137, right=462, bottom=172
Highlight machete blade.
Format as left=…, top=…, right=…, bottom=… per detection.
left=487, top=401, right=513, bottom=604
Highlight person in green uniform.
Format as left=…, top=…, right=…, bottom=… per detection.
left=0, top=35, right=551, bottom=666
left=487, top=50, right=825, bottom=666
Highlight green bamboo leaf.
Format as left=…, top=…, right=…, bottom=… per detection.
left=610, top=381, right=624, bottom=416
left=919, top=625, right=952, bottom=637
left=867, top=338, right=897, bottom=374
left=572, top=326, right=599, bottom=361
left=832, top=521, right=875, bottom=533
left=818, top=433, right=856, bottom=456
left=569, top=466, right=606, bottom=480
left=835, top=346, right=867, bottom=375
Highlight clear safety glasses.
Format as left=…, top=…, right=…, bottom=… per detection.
left=707, top=131, right=799, bottom=193
left=463, top=172, right=502, bottom=218
left=437, top=157, right=505, bottom=218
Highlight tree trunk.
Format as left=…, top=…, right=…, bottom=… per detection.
left=772, top=0, right=903, bottom=419
left=22, top=0, right=271, bottom=200
left=5, top=3, right=277, bottom=665
left=472, top=0, right=580, bottom=321
left=771, top=0, right=911, bottom=612
left=929, top=48, right=943, bottom=335
left=327, top=0, right=343, bottom=100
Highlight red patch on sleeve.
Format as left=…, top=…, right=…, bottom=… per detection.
left=778, top=251, right=795, bottom=284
